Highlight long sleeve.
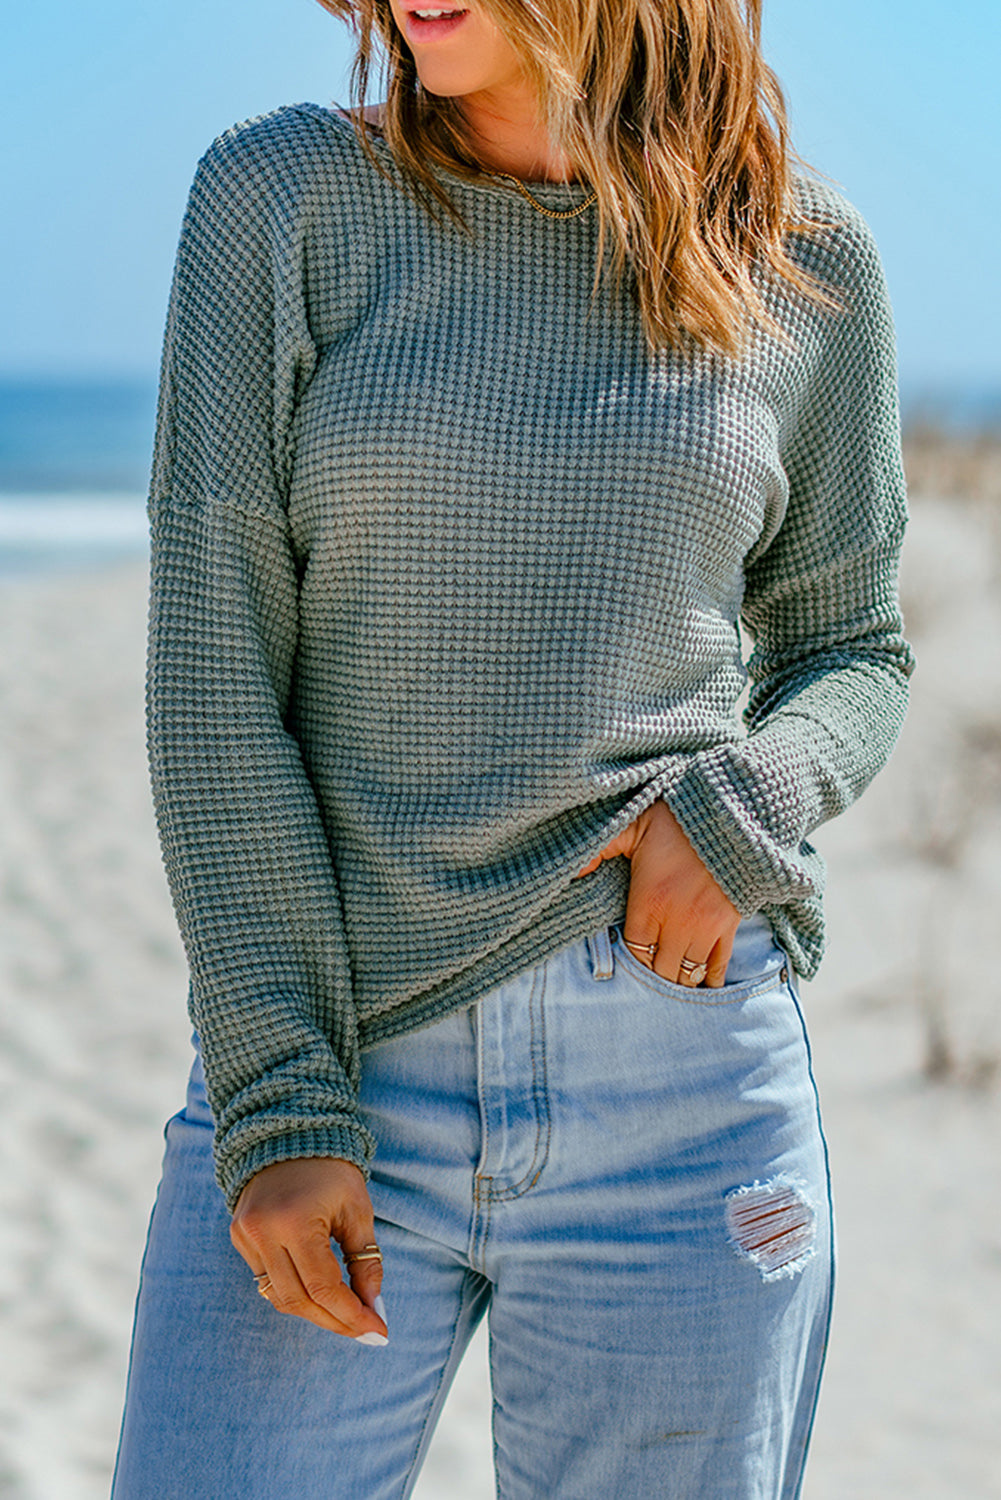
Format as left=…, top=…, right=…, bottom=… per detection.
left=147, top=132, right=374, bottom=1211
left=664, top=207, right=915, bottom=975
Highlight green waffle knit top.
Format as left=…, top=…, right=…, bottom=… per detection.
left=148, top=103, right=914, bottom=1208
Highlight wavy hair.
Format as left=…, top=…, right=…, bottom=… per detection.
left=315, top=0, right=828, bottom=353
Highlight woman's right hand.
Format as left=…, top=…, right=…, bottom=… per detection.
left=230, top=1157, right=389, bottom=1343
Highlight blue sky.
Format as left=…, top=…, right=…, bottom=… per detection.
left=2, top=0, right=998, bottom=394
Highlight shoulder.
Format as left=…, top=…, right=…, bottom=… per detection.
left=189, top=103, right=369, bottom=220
left=785, top=174, right=887, bottom=299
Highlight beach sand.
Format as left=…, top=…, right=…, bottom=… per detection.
left=1, top=495, right=1000, bottom=1497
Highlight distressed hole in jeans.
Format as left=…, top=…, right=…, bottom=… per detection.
left=724, top=1176, right=816, bottom=1282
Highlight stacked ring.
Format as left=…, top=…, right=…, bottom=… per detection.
left=344, top=1242, right=383, bottom=1268
left=623, top=937, right=707, bottom=985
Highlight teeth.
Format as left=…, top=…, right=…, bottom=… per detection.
left=414, top=9, right=460, bottom=17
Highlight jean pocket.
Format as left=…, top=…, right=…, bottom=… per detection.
left=609, top=925, right=790, bottom=1006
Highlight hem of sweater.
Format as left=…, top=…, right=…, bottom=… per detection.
left=356, top=862, right=631, bottom=1053
left=217, top=1122, right=375, bottom=1214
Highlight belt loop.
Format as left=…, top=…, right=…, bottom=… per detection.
left=586, top=926, right=615, bottom=980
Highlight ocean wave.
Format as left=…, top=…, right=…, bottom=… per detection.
left=0, top=493, right=148, bottom=544
left=0, top=493, right=148, bottom=577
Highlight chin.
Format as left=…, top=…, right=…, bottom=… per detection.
left=414, top=67, right=487, bottom=98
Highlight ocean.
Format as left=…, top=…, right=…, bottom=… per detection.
left=1, top=375, right=998, bottom=579
left=0, top=378, right=155, bottom=577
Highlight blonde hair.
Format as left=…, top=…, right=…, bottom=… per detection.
left=316, top=0, right=826, bottom=353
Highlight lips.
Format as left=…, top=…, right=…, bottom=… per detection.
left=401, top=8, right=470, bottom=44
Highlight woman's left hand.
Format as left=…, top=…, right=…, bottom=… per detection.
left=577, top=800, right=740, bottom=987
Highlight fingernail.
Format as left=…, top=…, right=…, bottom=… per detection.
left=374, top=1294, right=387, bottom=1321
left=355, top=1330, right=389, bottom=1347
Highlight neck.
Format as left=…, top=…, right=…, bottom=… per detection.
left=457, top=82, right=575, bottom=183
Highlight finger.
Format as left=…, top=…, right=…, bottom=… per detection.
left=651, top=931, right=688, bottom=983
left=576, top=817, right=647, bottom=878
left=675, top=948, right=713, bottom=987
left=249, top=1268, right=272, bottom=1300
left=329, top=1186, right=387, bottom=1322
left=291, top=1232, right=388, bottom=1342
left=621, top=868, right=665, bottom=971
left=646, top=918, right=707, bottom=987
left=620, top=828, right=686, bottom=980
left=343, top=1241, right=385, bottom=1317
left=620, top=914, right=662, bottom=970
left=704, top=935, right=732, bottom=989
left=625, top=861, right=722, bottom=986
left=576, top=846, right=615, bottom=876
left=254, top=1242, right=359, bottom=1337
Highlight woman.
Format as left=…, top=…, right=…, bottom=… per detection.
left=114, top=1, right=913, bottom=1495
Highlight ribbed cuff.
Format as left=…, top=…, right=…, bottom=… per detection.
left=662, top=755, right=821, bottom=919
left=217, top=1120, right=376, bottom=1214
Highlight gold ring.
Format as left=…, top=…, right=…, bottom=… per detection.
left=623, top=938, right=658, bottom=958
left=678, top=958, right=708, bottom=985
left=344, top=1242, right=383, bottom=1266
left=255, top=1277, right=272, bottom=1298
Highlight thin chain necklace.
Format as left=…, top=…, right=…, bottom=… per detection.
left=495, top=172, right=597, bottom=221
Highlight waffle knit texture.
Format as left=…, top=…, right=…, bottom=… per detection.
left=148, top=104, right=914, bottom=1209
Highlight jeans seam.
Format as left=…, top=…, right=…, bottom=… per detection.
left=781, top=961, right=837, bottom=1499
left=477, top=1188, right=494, bottom=1277
left=472, top=1158, right=494, bottom=1273
left=471, top=998, right=491, bottom=1271
left=488, top=965, right=552, bottom=1202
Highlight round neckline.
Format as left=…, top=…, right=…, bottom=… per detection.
left=316, top=102, right=593, bottom=210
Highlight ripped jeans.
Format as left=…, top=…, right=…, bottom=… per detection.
left=113, top=915, right=833, bottom=1499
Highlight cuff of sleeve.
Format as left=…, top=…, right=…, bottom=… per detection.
left=662, top=752, right=824, bottom=918
left=217, top=1120, right=377, bottom=1214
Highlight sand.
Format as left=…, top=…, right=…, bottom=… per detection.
left=1, top=495, right=999, bottom=1498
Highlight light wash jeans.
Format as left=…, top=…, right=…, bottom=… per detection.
left=113, top=917, right=833, bottom=1499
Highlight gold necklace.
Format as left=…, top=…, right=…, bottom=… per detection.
left=496, top=173, right=597, bottom=221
